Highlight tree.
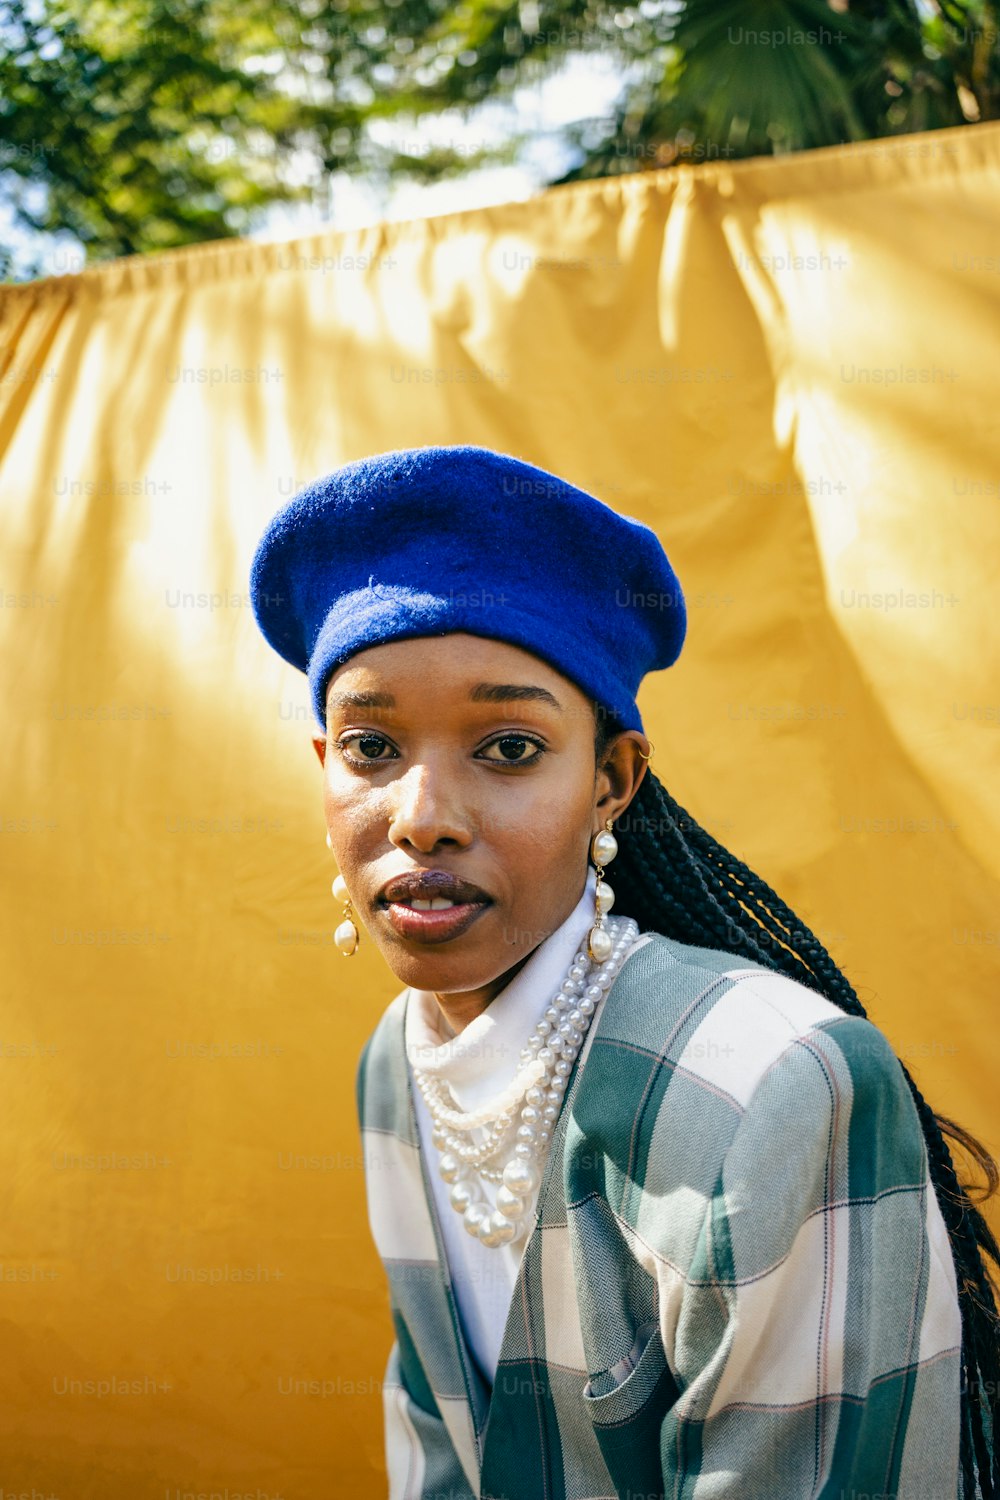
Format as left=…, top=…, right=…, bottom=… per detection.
left=1, top=0, right=998, bottom=275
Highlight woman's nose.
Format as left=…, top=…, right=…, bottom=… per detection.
left=386, top=765, right=473, bottom=853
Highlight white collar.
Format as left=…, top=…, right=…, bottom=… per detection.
left=403, top=865, right=598, bottom=1112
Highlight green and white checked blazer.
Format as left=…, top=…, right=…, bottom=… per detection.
left=355, top=928, right=963, bottom=1499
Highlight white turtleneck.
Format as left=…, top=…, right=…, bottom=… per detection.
left=403, top=865, right=601, bottom=1387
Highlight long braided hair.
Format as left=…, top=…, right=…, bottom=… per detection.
left=595, top=708, right=1000, bottom=1499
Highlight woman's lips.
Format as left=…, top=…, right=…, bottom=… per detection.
left=379, top=898, right=492, bottom=944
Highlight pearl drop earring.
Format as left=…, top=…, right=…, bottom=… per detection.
left=326, top=829, right=359, bottom=957
left=587, top=816, right=617, bottom=962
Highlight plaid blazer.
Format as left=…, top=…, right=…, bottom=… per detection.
left=355, top=928, right=964, bottom=1499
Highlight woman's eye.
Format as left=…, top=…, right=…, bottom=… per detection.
left=479, top=734, right=544, bottom=764
left=336, top=732, right=543, bottom=766
left=338, top=732, right=396, bottom=763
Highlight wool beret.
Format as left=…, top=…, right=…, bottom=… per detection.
left=249, top=444, right=685, bottom=734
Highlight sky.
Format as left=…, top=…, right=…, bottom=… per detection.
left=1, top=53, right=628, bottom=280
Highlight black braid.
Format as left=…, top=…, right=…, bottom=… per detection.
left=600, top=721, right=1000, bottom=1498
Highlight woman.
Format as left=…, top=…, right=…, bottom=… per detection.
left=250, top=444, right=999, bottom=1500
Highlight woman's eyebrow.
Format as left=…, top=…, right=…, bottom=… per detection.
left=469, top=683, right=563, bottom=710
left=326, top=683, right=563, bottom=711
left=327, top=689, right=394, bottom=710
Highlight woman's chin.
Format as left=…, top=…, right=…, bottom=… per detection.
left=375, top=931, right=526, bottom=999
left=382, top=949, right=499, bottom=996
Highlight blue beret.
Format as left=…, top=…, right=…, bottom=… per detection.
left=249, top=445, right=685, bottom=734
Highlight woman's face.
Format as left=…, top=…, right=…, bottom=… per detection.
left=311, top=632, right=649, bottom=1019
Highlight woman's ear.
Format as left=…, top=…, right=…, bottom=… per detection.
left=595, top=731, right=651, bottom=825
left=311, top=734, right=326, bottom=768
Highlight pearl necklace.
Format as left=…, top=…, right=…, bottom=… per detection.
left=411, top=913, right=640, bottom=1250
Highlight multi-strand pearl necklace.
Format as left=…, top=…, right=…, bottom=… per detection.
left=410, top=912, right=640, bottom=1249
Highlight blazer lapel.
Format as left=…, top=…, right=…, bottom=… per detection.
left=360, top=989, right=488, bottom=1492
left=364, top=936, right=657, bottom=1498
left=478, top=932, right=656, bottom=1498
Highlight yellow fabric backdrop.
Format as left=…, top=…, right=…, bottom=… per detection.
left=2, top=117, right=999, bottom=1494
